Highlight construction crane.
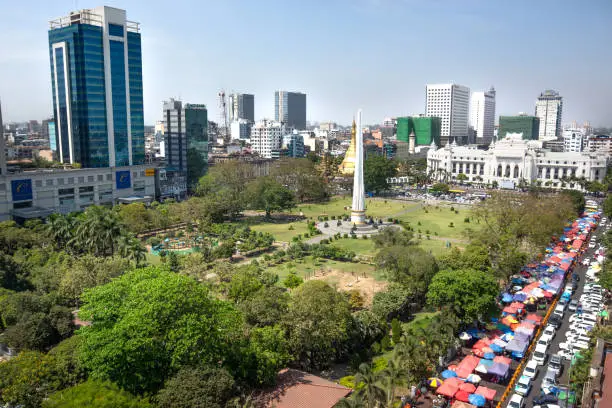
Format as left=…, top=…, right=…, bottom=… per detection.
left=218, top=90, right=229, bottom=145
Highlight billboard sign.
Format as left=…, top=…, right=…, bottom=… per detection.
left=116, top=171, right=131, bottom=190
left=11, top=179, right=33, bottom=201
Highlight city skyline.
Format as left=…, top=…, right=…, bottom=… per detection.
left=1, top=0, right=612, bottom=126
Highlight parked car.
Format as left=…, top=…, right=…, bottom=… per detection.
left=508, top=394, right=525, bottom=408
left=523, top=359, right=539, bottom=379
left=533, top=343, right=549, bottom=365
left=568, top=300, right=579, bottom=312
left=543, top=325, right=556, bottom=339
left=515, top=375, right=532, bottom=396
left=533, top=394, right=559, bottom=406
left=548, top=354, right=563, bottom=376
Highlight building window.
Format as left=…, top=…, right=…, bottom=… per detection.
left=35, top=180, right=42, bottom=187
left=106, top=174, right=112, bottom=181
left=46, top=179, right=54, bottom=186
left=88, top=176, right=94, bottom=183
left=78, top=177, right=84, bottom=183
left=67, top=178, right=74, bottom=184
left=108, top=23, right=124, bottom=37
left=98, top=175, right=104, bottom=182
left=0, top=183, right=5, bottom=191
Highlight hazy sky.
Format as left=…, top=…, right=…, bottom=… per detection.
left=1, top=0, right=611, bottom=126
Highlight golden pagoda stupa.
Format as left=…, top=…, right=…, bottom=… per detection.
left=338, top=119, right=357, bottom=176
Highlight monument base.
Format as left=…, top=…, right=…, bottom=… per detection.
left=350, top=209, right=367, bottom=225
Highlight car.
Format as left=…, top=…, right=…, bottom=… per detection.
left=533, top=343, right=549, bottom=365
left=549, top=354, right=563, bottom=376
left=523, top=359, right=539, bottom=379
left=533, top=395, right=559, bottom=406
left=541, top=368, right=558, bottom=394
left=559, top=297, right=570, bottom=306
left=534, top=405, right=561, bottom=408
left=568, top=300, right=579, bottom=312
left=508, top=394, right=525, bottom=408
left=543, top=325, right=556, bottom=338
left=558, top=349, right=574, bottom=361
left=573, top=340, right=591, bottom=350
left=514, top=375, right=532, bottom=396
left=538, top=334, right=553, bottom=347
left=548, top=315, right=562, bottom=329
left=589, top=243, right=596, bottom=248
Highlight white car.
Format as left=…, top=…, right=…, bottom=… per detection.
left=537, top=334, right=553, bottom=347
left=589, top=243, right=596, bottom=248
left=523, top=360, right=539, bottom=379
left=543, top=325, right=555, bottom=339
left=508, top=394, right=525, bottom=408
left=514, top=375, right=532, bottom=396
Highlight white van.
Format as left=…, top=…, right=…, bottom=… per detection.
left=533, top=343, right=548, bottom=365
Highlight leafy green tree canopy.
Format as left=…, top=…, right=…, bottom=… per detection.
left=42, top=380, right=151, bottom=408
left=246, top=176, right=295, bottom=218
left=364, top=155, right=397, bottom=194
left=427, top=269, right=499, bottom=323
left=156, top=367, right=235, bottom=408
left=77, top=266, right=242, bottom=394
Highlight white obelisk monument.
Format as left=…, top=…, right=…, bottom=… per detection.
left=351, top=109, right=366, bottom=224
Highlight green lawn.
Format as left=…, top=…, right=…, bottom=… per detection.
left=294, top=197, right=419, bottom=219
left=266, top=256, right=376, bottom=282
left=402, top=311, right=440, bottom=332
left=145, top=252, right=162, bottom=266
left=250, top=221, right=310, bottom=243
left=397, top=204, right=481, bottom=239
left=329, top=238, right=378, bottom=257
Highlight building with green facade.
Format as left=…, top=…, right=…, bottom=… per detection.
left=498, top=115, right=540, bottom=140
left=396, top=116, right=441, bottom=146
left=184, top=104, right=208, bottom=187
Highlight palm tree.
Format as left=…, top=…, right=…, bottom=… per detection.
left=381, top=351, right=406, bottom=407
left=46, top=213, right=75, bottom=249
left=354, top=363, right=385, bottom=408
left=336, top=393, right=367, bottom=408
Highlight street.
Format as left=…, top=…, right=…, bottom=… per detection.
left=525, top=223, right=605, bottom=407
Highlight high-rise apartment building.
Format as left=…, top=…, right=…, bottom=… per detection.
left=162, top=99, right=208, bottom=185
left=425, top=84, right=470, bottom=146
left=535, top=90, right=563, bottom=141
left=0, top=100, right=6, bottom=175
left=250, top=120, right=283, bottom=158
left=48, top=6, right=144, bottom=168
left=562, top=128, right=585, bottom=153
left=229, top=93, right=255, bottom=123
left=498, top=115, right=540, bottom=141
left=274, top=91, right=307, bottom=130
left=469, top=87, right=496, bottom=145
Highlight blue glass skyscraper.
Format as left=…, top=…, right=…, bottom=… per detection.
left=48, top=6, right=144, bottom=168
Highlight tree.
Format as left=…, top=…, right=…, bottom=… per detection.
left=350, top=310, right=386, bottom=349
left=42, top=380, right=151, bottom=408
left=58, top=255, right=131, bottom=306
left=116, top=203, right=151, bottom=234
left=364, top=155, right=397, bottom=194
left=0, top=351, right=59, bottom=408
left=353, top=363, right=385, bottom=408
left=427, top=269, right=499, bottom=323
left=371, top=283, right=412, bottom=321
left=430, top=183, right=450, bottom=194
left=604, top=194, right=612, bottom=218
left=456, top=173, right=468, bottom=183
left=239, top=286, right=289, bottom=327
left=77, top=266, right=243, bottom=394
left=436, top=243, right=491, bottom=272
left=283, top=272, right=303, bottom=289
left=246, top=176, right=295, bottom=218
left=271, top=158, right=329, bottom=203
left=372, top=227, right=415, bottom=248
left=156, top=367, right=235, bottom=408
left=375, top=246, right=438, bottom=305
left=187, top=147, right=208, bottom=190
left=235, top=325, right=291, bottom=386
left=381, top=352, right=406, bottom=407
left=283, top=280, right=353, bottom=370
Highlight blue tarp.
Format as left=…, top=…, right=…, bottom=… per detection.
left=490, top=344, right=503, bottom=353
left=469, top=394, right=486, bottom=407
left=442, top=370, right=457, bottom=379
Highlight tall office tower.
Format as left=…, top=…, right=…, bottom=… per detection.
left=162, top=99, right=208, bottom=185
left=274, top=91, right=307, bottom=130
left=184, top=103, right=208, bottom=183
left=425, top=83, right=470, bottom=146
left=469, top=87, right=496, bottom=145
left=48, top=6, right=144, bottom=168
left=0, top=100, right=6, bottom=175
left=535, top=89, right=563, bottom=141
left=228, top=93, right=255, bottom=123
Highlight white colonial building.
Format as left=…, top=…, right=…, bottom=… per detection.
left=427, top=133, right=609, bottom=190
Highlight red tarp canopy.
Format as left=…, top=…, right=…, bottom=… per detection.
left=472, top=339, right=492, bottom=350
left=459, top=383, right=477, bottom=393
left=572, top=240, right=583, bottom=250
left=549, top=256, right=562, bottom=264
left=525, top=314, right=542, bottom=324
left=452, top=402, right=476, bottom=408
left=437, top=382, right=459, bottom=398
left=445, top=378, right=465, bottom=387
left=475, top=386, right=497, bottom=400
left=543, top=291, right=553, bottom=298
left=455, top=390, right=472, bottom=403
left=456, top=355, right=481, bottom=379
left=560, top=263, right=571, bottom=271
left=493, top=356, right=512, bottom=365
left=510, top=301, right=526, bottom=309
left=503, top=306, right=518, bottom=314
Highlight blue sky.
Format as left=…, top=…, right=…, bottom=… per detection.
left=1, top=0, right=611, bottom=126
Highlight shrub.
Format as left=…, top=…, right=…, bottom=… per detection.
left=387, top=217, right=393, bottom=222
left=331, top=215, right=336, bottom=220
left=339, top=376, right=355, bottom=389
left=324, top=216, right=329, bottom=221
left=427, top=235, right=431, bottom=240
left=324, top=222, right=329, bottom=228
left=425, top=230, right=430, bottom=235
left=424, top=209, right=429, bottom=213
left=362, top=235, right=368, bottom=240
left=464, top=217, right=470, bottom=223
left=455, top=210, right=459, bottom=214
left=449, top=222, right=454, bottom=228
left=320, top=239, right=329, bottom=245
left=351, top=234, right=357, bottom=239
left=417, top=221, right=421, bottom=226
left=434, top=231, right=438, bottom=236
left=288, top=225, right=295, bottom=230
left=147, top=236, right=161, bottom=247
left=450, top=206, right=455, bottom=211
left=417, top=229, right=422, bottom=234
left=343, top=233, right=349, bottom=239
